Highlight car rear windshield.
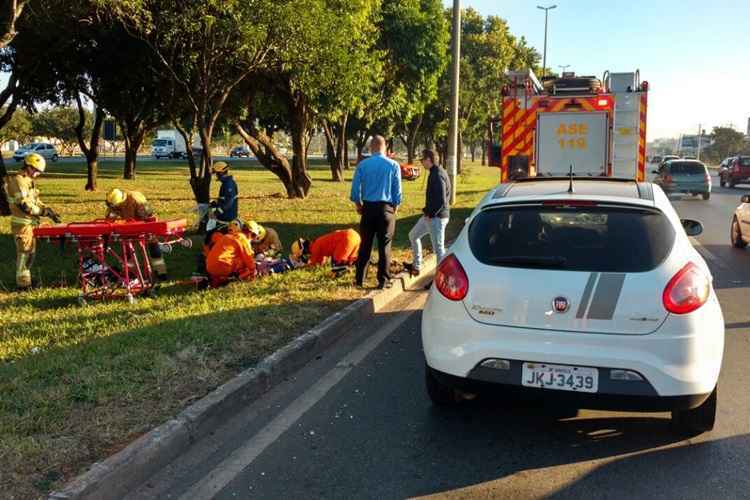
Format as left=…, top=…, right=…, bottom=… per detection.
left=740, top=158, right=750, bottom=167
left=469, top=204, right=675, bottom=273
left=669, top=162, right=705, bottom=175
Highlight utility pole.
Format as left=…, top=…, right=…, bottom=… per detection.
left=447, top=0, right=461, bottom=204
left=697, top=123, right=702, bottom=161
left=537, top=5, right=557, bottom=78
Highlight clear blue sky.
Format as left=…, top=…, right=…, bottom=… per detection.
left=445, top=0, right=750, bottom=140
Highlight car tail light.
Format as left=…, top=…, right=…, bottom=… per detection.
left=663, top=262, right=710, bottom=314
left=435, top=254, right=469, bottom=301
left=542, top=200, right=598, bottom=207
left=705, top=173, right=711, bottom=183
left=663, top=175, right=673, bottom=184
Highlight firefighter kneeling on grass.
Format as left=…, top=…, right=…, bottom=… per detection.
left=4, top=153, right=61, bottom=290
left=291, top=229, right=361, bottom=277
left=205, top=219, right=256, bottom=287
left=105, top=188, right=168, bottom=280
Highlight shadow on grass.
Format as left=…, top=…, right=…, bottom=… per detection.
left=0, top=293, right=359, bottom=498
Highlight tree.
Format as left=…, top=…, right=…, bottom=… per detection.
left=86, top=23, right=165, bottom=180
left=704, top=126, right=745, bottom=163
left=0, top=106, right=31, bottom=144
left=0, top=0, right=28, bottom=214
left=30, top=106, right=85, bottom=155
left=109, top=0, right=275, bottom=203
left=233, top=0, right=380, bottom=195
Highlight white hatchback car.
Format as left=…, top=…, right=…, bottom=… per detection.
left=422, top=177, right=724, bottom=434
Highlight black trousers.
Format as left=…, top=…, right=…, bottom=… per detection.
left=355, top=201, right=396, bottom=285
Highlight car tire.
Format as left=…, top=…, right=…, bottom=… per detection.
left=671, top=386, right=717, bottom=435
left=425, top=364, right=461, bottom=406
left=702, top=192, right=710, bottom=200
left=720, top=176, right=726, bottom=187
left=731, top=217, right=747, bottom=248
left=729, top=178, right=736, bottom=188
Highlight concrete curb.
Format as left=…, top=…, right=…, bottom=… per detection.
left=49, top=256, right=437, bottom=500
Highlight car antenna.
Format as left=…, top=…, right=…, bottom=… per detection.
left=567, top=164, right=574, bottom=194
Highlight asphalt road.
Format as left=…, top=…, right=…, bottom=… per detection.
left=129, top=172, right=750, bottom=499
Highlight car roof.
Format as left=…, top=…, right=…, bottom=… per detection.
left=486, top=178, right=657, bottom=208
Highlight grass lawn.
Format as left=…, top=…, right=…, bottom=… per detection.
left=0, top=157, right=499, bottom=498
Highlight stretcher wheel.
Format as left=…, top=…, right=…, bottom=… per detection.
left=179, top=239, right=193, bottom=249
left=148, top=286, right=159, bottom=299
left=126, top=293, right=136, bottom=305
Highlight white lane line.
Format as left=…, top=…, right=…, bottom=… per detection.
left=689, top=237, right=730, bottom=270
left=179, top=294, right=428, bottom=500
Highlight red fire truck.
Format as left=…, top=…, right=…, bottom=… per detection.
left=488, top=69, right=649, bottom=182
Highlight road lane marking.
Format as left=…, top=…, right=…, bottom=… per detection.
left=689, top=237, right=731, bottom=271
left=179, top=293, right=428, bottom=500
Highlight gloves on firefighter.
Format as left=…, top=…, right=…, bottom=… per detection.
left=43, top=206, right=62, bottom=224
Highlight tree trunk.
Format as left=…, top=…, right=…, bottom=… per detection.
left=122, top=126, right=145, bottom=180
left=322, top=116, right=347, bottom=182
left=288, top=94, right=312, bottom=198
left=471, top=144, right=476, bottom=162
left=0, top=154, right=10, bottom=215
left=481, top=141, right=486, bottom=166
left=457, top=130, right=463, bottom=175
left=75, top=95, right=105, bottom=192
left=235, top=121, right=297, bottom=198
left=406, top=114, right=423, bottom=164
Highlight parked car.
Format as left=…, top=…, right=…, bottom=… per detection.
left=422, top=177, right=723, bottom=434
left=731, top=194, right=750, bottom=249
left=719, top=156, right=750, bottom=188
left=230, top=145, right=251, bottom=158
left=13, top=143, right=59, bottom=163
left=400, top=163, right=421, bottom=181
left=651, top=155, right=663, bottom=164
left=653, top=159, right=711, bottom=200
left=658, top=155, right=679, bottom=168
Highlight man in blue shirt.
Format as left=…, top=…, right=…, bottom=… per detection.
left=350, top=135, right=402, bottom=288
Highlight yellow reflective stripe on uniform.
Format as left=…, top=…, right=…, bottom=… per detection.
left=10, top=216, right=37, bottom=225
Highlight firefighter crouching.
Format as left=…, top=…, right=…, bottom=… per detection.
left=205, top=219, right=256, bottom=287
left=247, top=220, right=282, bottom=258
left=105, top=188, right=168, bottom=280
left=4, top=153, right=61, bottom=290
left=291, top=229, right=361, bottom=277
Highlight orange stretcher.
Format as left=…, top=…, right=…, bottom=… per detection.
left=34, top=218, right=189, bottom=305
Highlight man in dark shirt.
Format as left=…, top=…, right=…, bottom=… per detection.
left=404, top=149, right=450, bottom=276
left=350, top=135, right=402, bottom=288
left=210, top=161, right=238, bottom=223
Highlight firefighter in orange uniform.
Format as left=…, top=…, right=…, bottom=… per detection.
left=205, top=219, right=257, bottom=287
left=291, top=229, right=361, bottom=276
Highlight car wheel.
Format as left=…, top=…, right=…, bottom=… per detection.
left=702, top=192, right=710, bottom=201
left=425, top=363, right=462, bottom=406
left=720, top=176, right=726, bottom=187
left=671, top=386, right=717, bottom=435
left=731, top=217, right=747, bottom=248
left=729, top=178, right=736, bottom=188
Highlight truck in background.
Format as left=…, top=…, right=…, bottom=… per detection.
left=488, top=69, right=649, bottom=182
left=151, top=130, right=187, bottom=159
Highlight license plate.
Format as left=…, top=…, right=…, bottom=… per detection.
left=521, top=362, right=598, bottom=393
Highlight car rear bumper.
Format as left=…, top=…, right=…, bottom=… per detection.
left=429, top=365, right=711, bottom=411
left=662, top=183, right=710, bottom=194
left=421, top=292, right=724, bottom=398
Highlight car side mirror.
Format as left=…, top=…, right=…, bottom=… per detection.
left=742, top=195, right=750, bottom=204
left=681, top=219, right=703, bottom=237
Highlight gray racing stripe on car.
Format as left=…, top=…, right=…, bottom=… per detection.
left=577, top=272, right=599, bottom=319
left=587, top=273, right=626, bottom=320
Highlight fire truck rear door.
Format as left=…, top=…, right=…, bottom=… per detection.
left=536, top=112, right=608, bottom=177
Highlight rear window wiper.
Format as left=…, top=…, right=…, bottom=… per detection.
left=487, top=255, right=567, bottom=267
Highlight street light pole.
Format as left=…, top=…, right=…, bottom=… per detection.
left=558, top=64, right=570, bottom=74
left=447, top=0, right=461, bottom=204
left=537, top=4, right=557, bottom=78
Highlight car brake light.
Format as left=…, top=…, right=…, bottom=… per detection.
left=542, top=200, right=598, bottom=207
left=663, top=175, right=673, bottom=183
left=435, top=254, right=469, bottom=301
left=663, top=262, right=710, bottom=314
